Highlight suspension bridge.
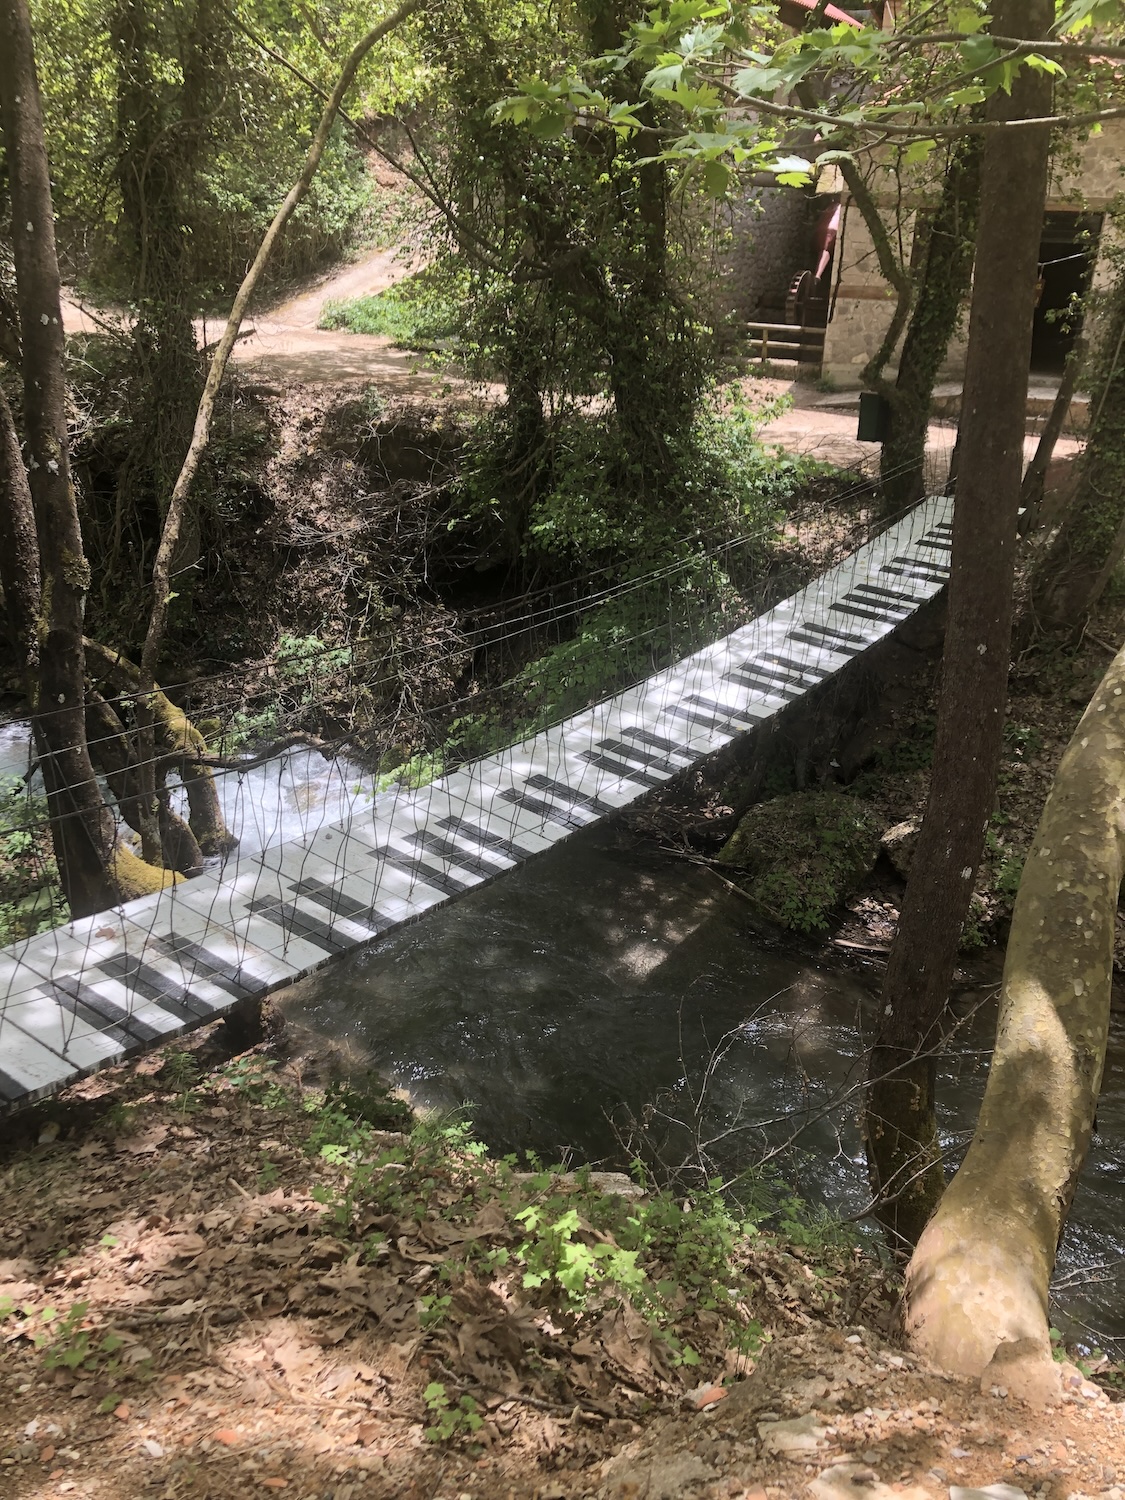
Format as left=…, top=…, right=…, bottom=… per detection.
left=0, top=494, right=952, bottom=1110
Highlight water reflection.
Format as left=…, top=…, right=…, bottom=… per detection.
left=279, top=824, right=1125, bottom=1353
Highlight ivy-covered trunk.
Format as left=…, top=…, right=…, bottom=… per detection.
left=880, top=139, right=981, bottom=515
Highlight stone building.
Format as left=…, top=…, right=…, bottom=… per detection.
left=818, top=121, right=1125, bottom=386
left=723, top=3, right=1123, bottom=386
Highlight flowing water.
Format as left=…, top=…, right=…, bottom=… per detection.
left=4, top=710, right=1123, bottom=1351
left=278, top=823, right=1125, bottom=1355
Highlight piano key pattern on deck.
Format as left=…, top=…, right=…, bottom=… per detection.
left=0, top=495, right=952, bottom=1109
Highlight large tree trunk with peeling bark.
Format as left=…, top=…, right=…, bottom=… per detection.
left=904, top=641, right=1125, bottom=1385
left=863, top=0, right=1054, bottom=1249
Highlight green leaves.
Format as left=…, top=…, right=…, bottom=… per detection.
left=1057, top=0, right=1123, bottom=33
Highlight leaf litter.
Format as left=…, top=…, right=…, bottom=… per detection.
left=0, top=1034, right=1124, bottom=1499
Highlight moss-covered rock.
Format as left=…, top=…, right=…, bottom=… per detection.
left=718, top=789, right=883, bottom=933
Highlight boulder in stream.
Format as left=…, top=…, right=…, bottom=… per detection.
left=718, top=789, right=883, bottom=933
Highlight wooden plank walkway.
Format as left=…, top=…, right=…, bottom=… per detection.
left=0, top=496, right=952, bottom=1109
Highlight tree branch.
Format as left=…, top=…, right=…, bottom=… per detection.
left=136, top=0, right=424, bottom=786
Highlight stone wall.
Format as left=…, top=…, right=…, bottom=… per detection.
left=718, top=186, right=813, bottom=321
left=821, top=121, right=1125, bottom=388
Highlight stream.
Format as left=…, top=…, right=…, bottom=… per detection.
left=278, top=822, right=1125, bottom=1357
left=3, top=715, right=1123, bottom=1352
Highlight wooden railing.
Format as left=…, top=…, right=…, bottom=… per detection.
left=741, top=321, right=826, bottom=369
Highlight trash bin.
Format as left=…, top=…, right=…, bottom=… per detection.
left=857, top=391, right=891, bottom=442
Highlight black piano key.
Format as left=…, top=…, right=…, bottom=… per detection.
left=406, top=827, right=512, bottom=877
left=499, top=786, right=594, bottom=831
left=368, top=844, right=476, bottom=896
left=760, top=651, right=832, bottom=681
left=850, top=582, right=923, bottom=607
left=724, top=665, right=803, bottom=701
left=436, top=814, right=529, bottom=863
left=786, top=622, right=867, bottom=656
left=49, top=975, right=161, bottom=1048
left=96, top=954, right=215, bottom=1022
left=248, top=897, right=358, bottom=954
left=832, top=597, right=908, bottom=625
left=525, top=773, right=617, bottom=816
left=619, top=725, right=691, bottom=757
left=580, top=751, right=666, bottom=788
left=150, top=934, right=260, bottom=1000
left=0, top=1067, right=30, bottom=1101
left=594, top=738, right=679, bottom=774
left=292, top=876, right=394, bottom=929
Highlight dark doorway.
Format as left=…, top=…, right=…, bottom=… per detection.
left=1031, top=211, right=1103, bottom=375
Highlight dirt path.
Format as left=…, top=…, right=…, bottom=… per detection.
left=222, top=245, right=468, bottom=393
left=60, top=255, right=1085, bottom=476
left=62, top=246, right=492, bottom=401
left=745, top=375, right=1084, bottom=485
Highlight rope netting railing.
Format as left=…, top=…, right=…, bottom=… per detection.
left=0, top=440, right=957, bottom=1105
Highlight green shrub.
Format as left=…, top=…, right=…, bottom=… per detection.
left=0, top=774, right=68, bottom=942
left=319, top=270, right=462, bottom=349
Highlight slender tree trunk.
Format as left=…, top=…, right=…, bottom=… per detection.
left=905, top=640, right=1125, bottom=1381
left=582, top=0, right=697, bottom=494
left=136, top=0, right=424, bottom=760
left=0, top=0, right=123, bottom=917
left=1029, top=264, right=1125, bottom=627
left=880, top=139, right=981, bottom=515
left=864, top=0, right=1054, bottom=1249
left=0, top=387, right=42, bottom=682
left=1020, top=335, right=1086, bottom=535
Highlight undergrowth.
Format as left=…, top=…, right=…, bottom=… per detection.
left=298, top=1087, right=854, bottom=1390
left=319, top=268, right=461, bottom=350
left=0, top=774, right=68, bottom=944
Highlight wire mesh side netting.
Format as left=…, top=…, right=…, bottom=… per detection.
left=0, top=454, right=956, bottom=1105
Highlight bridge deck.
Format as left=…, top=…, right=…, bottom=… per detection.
left=0, top=497, right=952, bottom=1109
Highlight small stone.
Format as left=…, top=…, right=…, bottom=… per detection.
left=686, top=1383, right=728, bottom=1411
left=758, top=1413, right=827, bottom=1459
left=809, top=1462, right=928, bottom=1500
left=949, top=1487, right=1027, bottom=1500
left=141, top=1439, right=164, bottom=1458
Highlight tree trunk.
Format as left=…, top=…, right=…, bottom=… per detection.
left=1020, top=335, right=1086, bottom=535
left=0, top=387, right=42, bottom=683
left=0, top=0, right=130, bottom=917
left=581, top=0, right=698, bottom=495
left=1029, top=264, right=1125, bottom=628
left=904, top=640, right=1125, bottom=1381
left=864, top=0, right=1054, bottom=1250
left=85, top=638, right=237, bottom=859
left=84, top=690, right=204, bottom=874
left=880, top=139, right=981, bottom=515
left=109, top=0, right=209, bottom=595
